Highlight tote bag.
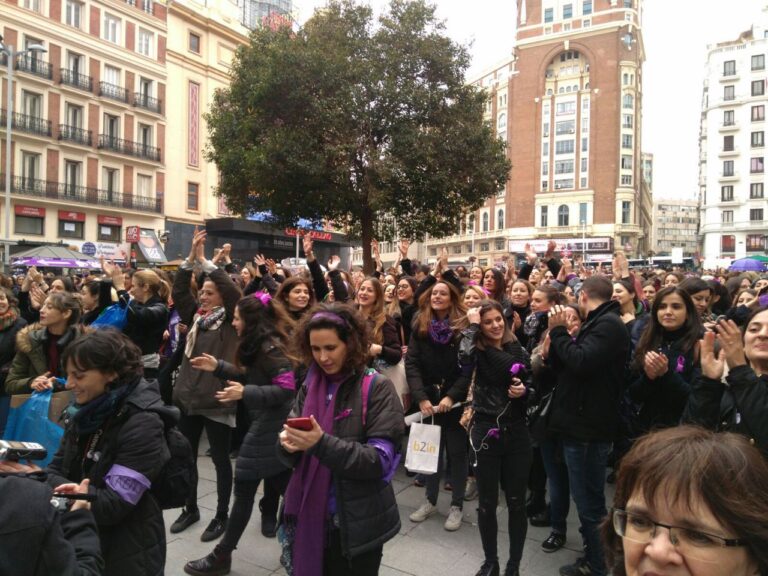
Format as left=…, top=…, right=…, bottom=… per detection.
left=4, top=389, right=65, bottom=467
left=404, top=416, right=441, bottom=475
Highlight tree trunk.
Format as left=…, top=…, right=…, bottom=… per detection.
left=361, top=206, right=374, bottom=275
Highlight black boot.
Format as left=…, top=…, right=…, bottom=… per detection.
left=183, top=545, right=232, bottom=576
left=475, top=560, right=500, bottom=576
left=259, top=498, right=277, bottom=538
left=526, top=490, right=546, bottom=517
left=504, top=560, right=520, bottom=576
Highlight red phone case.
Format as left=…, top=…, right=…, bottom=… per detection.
left=286, top=417, right=313, bottom=431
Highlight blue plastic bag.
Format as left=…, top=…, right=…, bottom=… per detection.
left=4, top=389, right=65, bottom=467
left=92, top=302, right=128, bottom=330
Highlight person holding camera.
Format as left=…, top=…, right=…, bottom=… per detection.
left=0, top=466, right=103, bottom=575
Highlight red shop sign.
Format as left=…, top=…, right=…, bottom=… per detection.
left=126, top=226, right=140, bottom=243
left=58, top=210, right=86, bottom=222
left=14, top=205, right=45, bottom=218
left=98, top=215, right=123, bottom=226
left=284, top=228, right=332, bottom=241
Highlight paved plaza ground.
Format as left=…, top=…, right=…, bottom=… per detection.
left=165, top=436, right=609, bottom=576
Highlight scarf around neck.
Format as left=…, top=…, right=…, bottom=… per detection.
left=283, top=364, right=351, bottom=576
left=428, top=318, right=454, bottom=345
left=184, top=306, right=226, bottom=358
left=66, top=377, right=139, bottom=435
left=0, top=307, right=18, bottom=332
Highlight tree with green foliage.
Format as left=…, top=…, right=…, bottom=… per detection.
left=206, top=0, right=510, bottom=272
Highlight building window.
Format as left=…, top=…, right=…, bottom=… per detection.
left=542, top=161, right=549, bottom=175
left=751, top=182, right=764, bottom=199
left=103, top=113, right=120, bottom=142
left=582, top=0, right=592, bottom=15
left=621, top=155, right=633, bottom=170
left=138, top=29, right=154, bottom=57
left=752, top=80, right=765, bottom=97
left=753, top=54, right=766, bottom=71
left=103, top=64, right=121, bottom=87
left=752, top=105, right=765, bottom=122
left=497, top=209, right=504, bottom=230
left=21, top=152, right=40, bottom=187
left=59, top=216, right=84, bottom=239
left=750, top=208, right=764, bottom=221
left=187, top=182, right=199, bottom=211
left=621, top=201, right=631, bottom=224
left=622, top=134, right=633, bottom=149
left=452, top=245, right=462, bottom=254
left=723, top=160, right=734, bottom=176
left=622, top=114, right=633, bottom=128
left=98, top=223, right=121, bottom=242
left=543, top=142, right=549, bottom=157
left=22, top=0, right=41, bottom=11
left=544, top=7, right=554, bottom=22
left=721, top=185, right=734, bottom=201
left=581, top=157, right=588, bottom=172
left=624, top=0, right=633, bottom=7
left=556, top=120, right=575, bottom=135
left=563, top=3, right=573, bottom=19
left=541, top=206, right=548, bottom=227
left=621, top=174, right=632, bottom=185
left=468, top=214, right=475, bottom=233
left=747, top=234, right=765, bottom=252
left=15, top=213, right=44, bottom=235
left=189, top=32, right=201, bottom=54
left=64, top=160, right=81, bottom=195
left=752, top=131, right=764, bottom=148
left=581, top=137, right=588, bottom=152
left=482, top=212, right=489, bottom=232
left=556, top=101, right=576, bottom=115
left=555, top=179, right=574, bottom=190
left=478, top=242, right=488, bottom=252
left=724, top=85, right=735, bottom=101
left=555, top=140, right=574, bottom=154
left=723, top=60, right=736, bottom=76
left=722, top=210, right=733, bottom=224
left=721, top=235, right=736, bottom=253
left=623, top=94, right=634, bottom=109
left=65, top=0, right=82, bottom=27
left=724, top=110, right=735, bottom=126
left=751, top=157, right=764, bottom=173
left=724, top=135, right=734, bottom=151
left=103, top=13, right=121, bottom=44
left=495, top=239, right=505, bottom=250
left=555, top=160, right=574, bottom=174
left=557, top=205, right=569, bottom=227
left=579, top=202, right=587, bottom=224
left=137, top=174, right=152, bottom=198
left=102, top=168, right=119, bottom=201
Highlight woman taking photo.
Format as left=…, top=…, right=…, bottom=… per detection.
left=5, top=291, right=82, bottom=394
left=460, top=301, right=532, bottom=576
left=170, top=229, right=242, bottom=542
left=629, top=287, right=702, bottom=434
left=406, top=281, right=469, bottom=531
left=184, top=294, right=296, bottom=575
left=603, top=426, right=768, bottom=576
left=277, top=304, right=403, bottom=576
left=46, top=330, right=173, bottom=576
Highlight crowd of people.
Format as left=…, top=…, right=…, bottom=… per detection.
left=0, top=231, right=766, bottom=576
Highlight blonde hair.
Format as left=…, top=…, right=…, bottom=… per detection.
left=133, top=269, right=171, bottom=302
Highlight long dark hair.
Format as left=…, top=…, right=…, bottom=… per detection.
left=293, top=303, right=370, bottom=373
left=275, top=276, right=315, bottom=312
left=235, top=296, right=292, bottom=368
left=634, top=286, right=701, bottom=367
left=483, top=268, right=506, bottom=302
left=62, top=328, right=142, bottom=384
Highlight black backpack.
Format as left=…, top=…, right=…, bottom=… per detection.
left=149, top=408, right=196, bottom=510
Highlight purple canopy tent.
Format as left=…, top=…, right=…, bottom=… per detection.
left=11, top=246, right=101, bottom=270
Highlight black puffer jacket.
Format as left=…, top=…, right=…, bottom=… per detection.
left=46, top=378, right=173, bottom=576
left=684, top=365, right=768, bottom=457
left=458, top=323, right=531, bottom=421
left=214, top=340, right=295, bottom=481
left=279, top=369, right=404, bottom=558
left=121, top=294, right=169, bottom=356
left=0, top=473, right=103, bottom=576
left=547, top=300, right=630, bottom=442
left=405, top=324, right=466, bottom=406
left=0, top=313, right=27, bottom=392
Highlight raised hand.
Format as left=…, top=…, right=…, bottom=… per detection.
left=266, top=259, right=277, bottom=275
left=327, top=255, right=341, bottom=271
left=302, top=235, right=314, bottom=260
left=524, top=243, right=538, bottom=266
left=545, top=240, right=557, bottom=260
left=254, top=253, right=266, bottom=267
left=190, top=353, right=219, bottom=372
left=30, top=284, right=47, bottom=310
left=714, top=319, right=747, bottom=370
left=398, top=239, right=410, bottom=258
left=467, top=306, right=481, bottom=325
left=699, top=332, right=725, bottom=380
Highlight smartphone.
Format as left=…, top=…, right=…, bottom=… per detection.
left=0, top=440, right=48, bottom=461
left=285, top=417, right=313, bottom=431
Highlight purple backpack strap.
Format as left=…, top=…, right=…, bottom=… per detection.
left=361, top=369, right=378, bottom=428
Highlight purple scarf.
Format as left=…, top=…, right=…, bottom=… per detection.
left=283, top=364, right=348, bottom=576
left=428, top=318, right=454, bottom=345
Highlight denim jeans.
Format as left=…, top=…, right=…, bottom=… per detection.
left=540, top=436, right=571, bottom=536
left=561, top=439, right=612, bottom=576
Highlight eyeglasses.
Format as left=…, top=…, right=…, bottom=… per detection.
left=396, top=285, right=410, bottom=291
left=612, top=509, right=746, bottom=563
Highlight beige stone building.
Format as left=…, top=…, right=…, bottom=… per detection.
left=651, top=199, right=699, bottom=257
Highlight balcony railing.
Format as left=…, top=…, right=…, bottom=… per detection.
left=58, top=124, right=92, bottom=146
left=15, top=56, right=52, bottom=80
left=99, top=81, right=130, bottom=103
left=133, top=92, right=162, bottom=114
left=0, top=109, right=52, bottom=137
left=0, top=174, right=162, bottom=214
left=60, top=68, right=93, bottom=92
left=98, top=134, right=161, bottom=162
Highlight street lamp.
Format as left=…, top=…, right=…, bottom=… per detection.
left=0, top=34, right=47, bottom=272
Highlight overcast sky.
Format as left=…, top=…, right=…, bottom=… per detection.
left=292, top=1, right=768, bottom=202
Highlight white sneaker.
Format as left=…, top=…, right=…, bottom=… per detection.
left=409, top=501, right=437, bottom=523
left=464, top=477, right=478, bottom=501
left=444, top=505, right=463, bottom=531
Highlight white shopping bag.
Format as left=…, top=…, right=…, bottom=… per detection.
left=404, top=417, right=441, bottom=475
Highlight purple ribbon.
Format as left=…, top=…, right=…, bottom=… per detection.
left=487, top=428, right=500, bottom=440
left=510, top=363, right=525, bottom=376
left=253, top=291, right=272, bottom=306
left=676, top=355, right=685, bottom=373
left=333, top=408, right=352, bottom=421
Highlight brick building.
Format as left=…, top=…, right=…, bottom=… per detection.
left=1, top=0, right=167, bottom=262
left=425, top=0, right=652, bottom=267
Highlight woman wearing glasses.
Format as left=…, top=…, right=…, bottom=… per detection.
left=603, top=425, right=768, bottom=576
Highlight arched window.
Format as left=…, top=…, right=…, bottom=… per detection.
left=497, top=209, right=504, bottom=229
left=623, top=94, right=634, bottom=109
left=482, top=212, right=489, bottom=232
left=468, top=214, right=476, bottom=233
left=558, top=205, right=570, bottom=227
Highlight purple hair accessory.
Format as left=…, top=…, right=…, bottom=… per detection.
left=487, top=428, right=500, bottom=440
left=311, top=311, right=349, bottom=328
left=675, top=355, right=685, bottom=374
left=334, top=408, right=353, bottom=421
left=510, top=363, right=525, bottom=376
left=253, top=291, right=272, bottom=306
